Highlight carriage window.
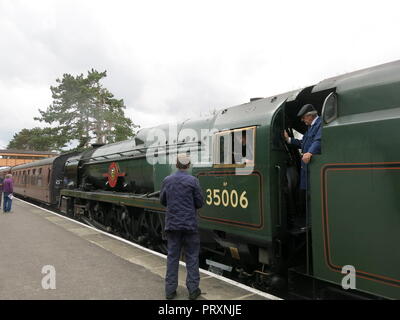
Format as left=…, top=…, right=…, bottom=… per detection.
left=38, top=168, right=43, bottom=187
left=213, top=126, right=255, bottom=167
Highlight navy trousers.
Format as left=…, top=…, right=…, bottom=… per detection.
left=3, top=192, right=12, bottom=212
left=165, top=230, right=200, bottom=295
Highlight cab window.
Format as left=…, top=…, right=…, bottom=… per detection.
left=213, top=126, right=255, bottom=167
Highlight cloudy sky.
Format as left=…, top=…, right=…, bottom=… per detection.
left=1, top=0, right=400, bottom=148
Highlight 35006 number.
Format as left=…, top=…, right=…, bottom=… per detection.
left=205, top=189, right=248, bottom=209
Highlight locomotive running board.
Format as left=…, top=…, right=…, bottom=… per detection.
left=60, top=189, right=165, bottom=212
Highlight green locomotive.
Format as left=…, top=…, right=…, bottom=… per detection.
left=51, top=61, right=400, bottom=299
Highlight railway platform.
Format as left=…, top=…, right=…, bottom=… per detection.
left=0, top=199, right=277, bottom=300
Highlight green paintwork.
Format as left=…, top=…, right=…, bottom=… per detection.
left=82, top=157, right=154, bottom=193
left=310, top=61, right=400, bottom=299
left=197, top=172, right=263, bottom=228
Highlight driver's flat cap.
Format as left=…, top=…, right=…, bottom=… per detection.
left=297, top=104, right=317, bottom=117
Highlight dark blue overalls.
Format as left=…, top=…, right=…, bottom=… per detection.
left=290, top=117, right=322, bottom=190
left=160, top=170, right=204, bottom=296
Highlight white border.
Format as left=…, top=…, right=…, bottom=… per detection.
left=16, top=198, right=283, bottom=300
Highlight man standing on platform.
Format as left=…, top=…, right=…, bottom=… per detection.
left=0, top=175, right=3, bottom=210
left=3, top=174, right=13, bottom=213
left=160, top=154, right=204, bottom=300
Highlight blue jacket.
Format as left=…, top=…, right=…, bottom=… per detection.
left=291, top=117, right=322, bottom=190
left=160, top=170, right=204, bottom=231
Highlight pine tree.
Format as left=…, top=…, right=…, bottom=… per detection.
left=35, top=69, right=137, bottom=149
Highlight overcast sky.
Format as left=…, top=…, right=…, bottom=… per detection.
left=1, top=0, right=400, bottom=148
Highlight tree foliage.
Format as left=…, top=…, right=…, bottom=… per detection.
left=7, top=127, right=66, bottom=151
left=34, top=69, right=137, bottom=150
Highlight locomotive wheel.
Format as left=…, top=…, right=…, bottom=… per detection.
left=135, top=212, right=151, bottom=247
left=151, top=213, right=168, bottom=254
left=120, top=206, right=133, bottom=240
left=93, top=202, right=105, bottom=225
left=109, top=205, right=120, bottom=232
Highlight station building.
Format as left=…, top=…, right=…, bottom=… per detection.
left=0, top=149, right=57, bottom=167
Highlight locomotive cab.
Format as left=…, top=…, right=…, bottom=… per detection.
left=272, top=86, right=335, bottom=229
left=268, top=86, right=336, bottom=282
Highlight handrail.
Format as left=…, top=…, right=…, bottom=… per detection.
left=275, top=165, right=282, bottom=227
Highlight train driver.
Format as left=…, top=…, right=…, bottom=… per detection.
left=284, top=104, right=322, bottom=218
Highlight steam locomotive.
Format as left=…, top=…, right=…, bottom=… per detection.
left=9, top=60, right=400, bottom=299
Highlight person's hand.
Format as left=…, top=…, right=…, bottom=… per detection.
left=302, top=152, right=313, bottom=164
left=283, top=130, right=290, bottom=143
